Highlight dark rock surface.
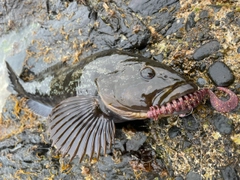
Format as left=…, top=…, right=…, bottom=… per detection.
left=0, top=0, right=48, bottom=37
left=1, top=0, right=240, bottom=179
left=153, top=53, right=164, bottom=62
left=237, top=47, right=240, bottom=53
left=128, top=0, right=178, bottom=16
left=168, top=126, right=181, bottom=138
left=186, top=171, right=201, bottom=180
left=197, top=78, right=206, bottom=87
left=193, top=40, right=220, bottom=61
left=212, top=114, right=233, bottom=135
left=181, top=115, right=200, bottom=131
left=126, top=132, right=147, bottom=152
left=207, top=61, right=235, bottom=86
left=199, top=10, right=209, bottom=19
left=185, top=12, right=196, bottom=32
left=220, top=165, right=239, bottom=180
left=21, top=1, right=152, bottom=74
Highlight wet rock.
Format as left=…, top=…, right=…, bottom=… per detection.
left=175, top=30, right=184, bottom=39
left=0, top=129, right=52, bottom=179
left=183, top=140, right=192, bottom=149
left=89, top=2, right=151, bottom=50
left=199, top=63, right=207, bottom=72
left=142, top=50, right=152, bottom=59
left=97, top=155, right=134, bottom=180
left=225, top=11, right=235, bottom=25
left=168, top=126, right=181, bottom=138
left=181, top=115, right=200, bottom=131
left=0, top=0, right=47, bottom=36
left=220, top=166, right=239, bottom=180
left=226, top=11, right=234, bottom=20
left=215, top=20, right=220, bottom=26
left=165, top=18, right=185, bottom=36
left=185, top=12, right=196, bottom=32
left=209, top=5, right=222, bottom=13
left=128, top=0, right=178, bottom=16
left=186, top=171, right=201, bottom=180
left=175, top=176, right=184, bottom=180
left=236, top=83, right=240, bottom=95
left=207, top=61, right=235, bottom=86
left=199, top=10, right=209, bottom=19
left=153, top=53, right=164, bottom=62
left=186, top=132, right=194, bottom=140
left=129, top=145, right=166, bottom=178
left=212, top=114, right=233, bottom=135
left=235, top=18, right=240, bottom=27
left=128, top=0, right=181, bottom=36
left=193, top=40, right=220, bottom=60
left=126, top=132, right=147, bottom=151
left=237, top=47, right=240, bottom=53
left=197, top=78, right=206, bottom=87
left=47, top=0, right=66, bottom=15
left=22, top=1, right=151, bottom=74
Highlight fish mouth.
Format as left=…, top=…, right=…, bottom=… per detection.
left=101, top=82, right=204, bottom=121
left=152, top=82, right=197, bottom=106
left=148, top=87, right=209, bottom=120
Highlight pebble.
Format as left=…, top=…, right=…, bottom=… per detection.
left=226, top=11, right=234, bottom=20
left=237, top=46, right=240, bottom=53
left=186, top=171, right=201, bottom=180
left=166, top=18, right=185, bottom=35
left=183, top=141, right=192, bottom=149
left=168, top=126, right=181, bottom=138
left=128, top=0, right=178, bottom=16
left=220, top=166, right=239, bottom=180
left=181, top=115, right=200, bottom=131
left=197, top=78, right=206, bottom=87
left=235, top=18, right=240, bottom=27
left=212, top=114, right=233, bottom=135
left=215, top=20, right=220, bottom=26
left=153, top=53, right=164, bottom=62
left=207, top=61, right=235, bottom=86
left=199, top=63, right=207, bottom=72
left=199, top=10, right=209, bottom=19
left=185, top=12, right=196, bottom=32
left=175, top=176, right=184, bottom=180
left=209, top=5, right=222, bottom=13
left=193, top=40, right=220, bottom=60
left=125, top=132, right=147, bottom=151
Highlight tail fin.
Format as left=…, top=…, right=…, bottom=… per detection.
left=6, top=61, right=28, bottom=96
left=6, top=61, right=54, bottom=117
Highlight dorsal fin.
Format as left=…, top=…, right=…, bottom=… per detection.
left=21, top=62, right=69, bottom=82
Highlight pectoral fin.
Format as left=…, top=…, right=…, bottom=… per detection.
left=48, top=95, right=115, bottom=162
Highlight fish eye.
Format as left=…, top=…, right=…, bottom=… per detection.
left=140, top=67, right=155, bottom=79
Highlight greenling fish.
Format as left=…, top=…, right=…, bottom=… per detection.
left=6, top=49, right=238, bottom=162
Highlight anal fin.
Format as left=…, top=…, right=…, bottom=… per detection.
left=48, top=95, right=115, bottom=162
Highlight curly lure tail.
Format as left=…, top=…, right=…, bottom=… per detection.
left=147, top=87, right=238, bottom=120
left=208, top=87, right=238, bottom=113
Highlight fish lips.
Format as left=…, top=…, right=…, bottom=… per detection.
left=153, top=82, right=198, bottom=107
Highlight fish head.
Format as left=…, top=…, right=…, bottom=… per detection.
left=96, top=57, right=198, bottom=120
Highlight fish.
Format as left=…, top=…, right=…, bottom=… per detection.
left=6, top=49, right=238, bottom=162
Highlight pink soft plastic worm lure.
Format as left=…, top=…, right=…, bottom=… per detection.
left=147, top=87, right=238, bottom=120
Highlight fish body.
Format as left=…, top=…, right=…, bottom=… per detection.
left=7, top=49, right=197, bottom=119
left=6, top=49, right=238, bottom=162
